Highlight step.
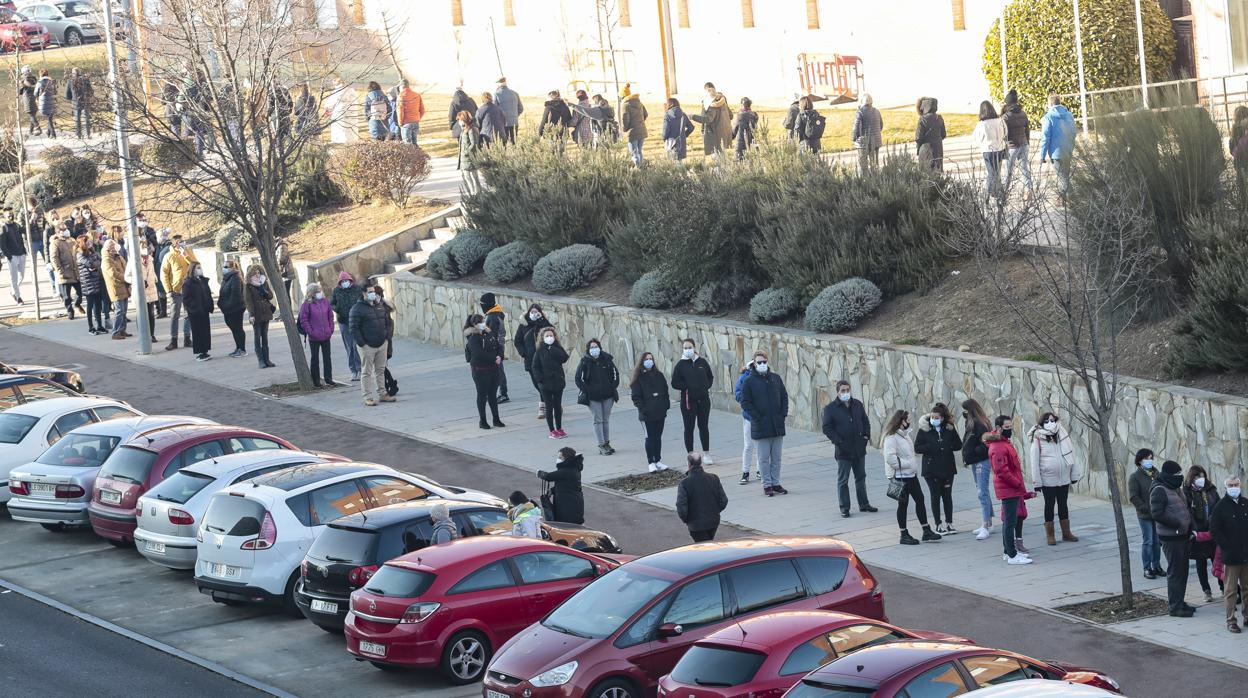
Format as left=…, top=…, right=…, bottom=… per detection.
left=446, top=215, right=466, bottom=230
left=431, top=226, right=456, bottom=242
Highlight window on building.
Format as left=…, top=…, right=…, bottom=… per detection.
left=678, top=0, right=689, bottom=28
left=952, top=0, right=966, bottom=31
left=349, top=0, right=364, bottom=26
left=1232, top=0, right=1248, bottom=72
left=619, top=0, right=631, bottom=27
left=503, top=0, right=514, bottom=26
left=451, top=0, right=463, bottom=26
left=806, top=0, right=819, bottom=29
left=741, top=0, right=753, bottom=28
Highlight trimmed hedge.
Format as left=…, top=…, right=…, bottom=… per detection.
left=749, top=287, right=802, bottom=323
left=531, top=244, right=607, bottom=293
left=427, top=230, right=496, bottom=280
left=44, top=155, right=98, bottom=199
left=483, top=240, right=540, bottom=284
left=630, top=269, right=691, bottom=309
left=805, top=278, right=882, bottom=333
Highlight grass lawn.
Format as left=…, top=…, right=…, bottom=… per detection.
left=0, top=44, right=109, bottom=130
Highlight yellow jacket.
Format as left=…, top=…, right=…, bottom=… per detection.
left=102, top=250, right=130, bottom=302
left=160, top=247, right=198, bottom=294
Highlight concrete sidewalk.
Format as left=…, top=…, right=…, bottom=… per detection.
left=13, top=313, right=1245, bottom=670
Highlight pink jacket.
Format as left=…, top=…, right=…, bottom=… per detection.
left=986, top=431, right=1027, bottom=500
left=298, top=297, right=335, bottom=342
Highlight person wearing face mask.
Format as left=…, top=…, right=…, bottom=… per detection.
left=1128, top=448, right=1164, bottom=579
left=1185, top=464, right=1222, bottom=603
left=740, top=351, right=789, bottom=496
left=1026, top=411, right=1081, bottom=546
left=243, top=263, right=276, bottom=369
left=513, top=303, right=553, bottom=420
left=671, top=338, right=715, bottom=464
left=822, top=379, right=875, bottom=518
left=153, top=228, right=171, bottom=318
left=0, top=208, right=27, bottom=305
left=331, top=271, right=364, bottom=381
left=538, top=447, right=585, bottom=525
left=532, top=327, right=570, bottom=439
left=159, top=234, right=198, bottom=350
left=676, top=452, right=728, bottom=542
left=124, top=239, right=159, bottom=342
left=575, top=338, right=619, bottom=455
left=349, top=284, right=390, bottom=406
left=75, top=234, right=105, bottom=335
left=181, top=261, right=215, bottom=361
left=298, top=282, right=337, bottom=387
left=1152, top=460, right=1196, bottom=617
left=50, top=225, right=80, bottom=319
left=733, top=360, right=761, bottom=485
left=882, top=410, right=941, bottom=545
left=1210, top=475, right=1248, bottom=633
left=100, top=239, right=130, bottom=340
left=631, top=352, right=671, bottom=473
left=463, top=313, right=505, bottom=429
left=913, top=403, right=962, bottom=534
left=479, top=292, right=509, bottom=403
left=961, top=399, right=995, bottom=541
left=985, top=415, right=1031, bottom=565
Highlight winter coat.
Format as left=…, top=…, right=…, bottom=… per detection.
left=572, top=98, right=594, bottom=144
left=125, top=252, right=158, bottom=301
left=331, top=279, right=363, bottom=324
left=217, top=269, right=244, bottom=314
left=363, top=88, right=389, bottom=122
left=733, top=367, right=753, bottom=421
left=985, top=432, right=1026, bottom=500
left=159, top=248, right=198, bottom=295
left=1211, top=495, right=1248, bottom=566
left=671, top=356, right=713, bottom=404
left=676, top=463, right=728, bottom=533
left=448, top=89, right=479, bottom=131
left=1039, top=105, right=1076, bottom=162
left=430, top=518, right=459, bottom=545
left=181, top=275, right=214, bottom=316
left=620, top=94, right=648, bottom=141
left=277, top=245, right=293, bottom=281
left=794, top=108, right=823, bottom=152
left=76, top=249, right=103, bottom=295
left=783, top=101, right=800, bottom=138
left=1001, top=101, right=1030, bottom=148
left=630, top=369, right=670, bottom=422
left=51, top=237, right=78, bottom=283
left=690, top=93, right=732, bottom=155
left=962, top=420, right=991, bottom=466
left=572, top=101, right=617, bottom=141
left=1026, top=424, right=1080, bottom=487
left=740, top=368, right=788, bottom=440
left=882, top=431, right=919, bottom=479
left=822, top=397, right=871, bottom=460
left=971, top=117, right=1007, bottom=155
left=1185, top=483, right=1221, bottom=534
left=475, top=102, right=507, bottom=140
left=0, top=222, right=26, bottom=258
left=348, top=299, right=389, bottom=348
left=463, top=326, right=501, bottom=369
left=539, top=454, right=585, bottom=525
left=913, top=421, right=963, bottom=479
left=732, top=109, right=758, bottom=155
left=539, top=99, right=573, bottom=136
left=244, top=281, right=276, bottom=323
left=915, top=98, right=946, bottom=170
left=509, top=501, right=542, bottom=538
left=34, top=76, right=56, bottom=116
left=531, top=342, right=570, bottom=392
left=512, top=314, right=552, bottom=372
left=68, top=75, right=94, bottom=108
left=493, top=85, right=524, bottom=127
left=396, top=88, right=425, bottom=126
left=298, top=297, right=335, bottom=342
left=852, top=104, right=883, bottom=150
left=661, top=106, right=694, bottom=159
left=1128, top=466, right=1158, bottom=520
left=18, top=73, right=36, bottom=114
left=1151, top=473, right=1193, bottom=540
left=457, top=125, right=480, bottom=171
left=101, top=250, right=129, bottom=302
left=575, top=351, right=619, bottom=402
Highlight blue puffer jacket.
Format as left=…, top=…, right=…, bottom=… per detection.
left=1039, top=105, right=1076, bottom=161
left=734, top=366, right=752, bottom=421
left=740, top=368, right=788, bottom=440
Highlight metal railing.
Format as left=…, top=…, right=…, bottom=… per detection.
left=1059, top=71, right=1248, bottom=136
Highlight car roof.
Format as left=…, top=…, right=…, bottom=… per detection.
left=632, top=536, right=854, bottom=577
left=0, top=375, right=62, bottom=386
left=698, top=610, right=879, bottom=649
left=68, top=414, right=214, bottom=436
left=243, top=461, right=394, bottom=492
left=181, top=450, right=328, bottom=478
left=1, top=396, right=127, bottom=418
left=330, top=499, right=501, bottom=530
left=121, top=424, right=279, bottom=452
left=962, top=680, right=1117, bottom=697
left=804, top=641, right=998, bottom=683
left=389, top=536, right=572, bottom=572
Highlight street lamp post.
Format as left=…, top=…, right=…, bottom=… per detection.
left=1072, top=0, right=1090, bottom=137
left=1133, top=0, right=1150, bottom=107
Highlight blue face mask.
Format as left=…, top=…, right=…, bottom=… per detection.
left=340, top=281, right=350, bottom=289
left=643, top=359, right=654, bottom=370
left=366, top=292, right=378, bottom=302
left=589, top=347, right=601, bottom=358
left=839, top=392, right=851, bottom=402
left=1141, top=459, right=1155, bottom=470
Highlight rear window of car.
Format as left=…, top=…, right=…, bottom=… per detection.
left=364, top=565, right=436, bottom=598
left=785, top=682, right=876, bottom=698
left=0, top=413, right=38, bottom=444
left=147, top=470, right=214, bottom=505
left=202, top=495, right=266, bottom=537
left=98, top=446, right=159, bottom=485
left=796, top=556, right=850, bottom=595
left=670, top=646, right=766, bottom=687
left=35, top=432, right=122, bottom=467
left=311, top=526, right=378, bottom=564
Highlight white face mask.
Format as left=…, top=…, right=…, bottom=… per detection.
left=340, top=281, right=350, bottom=289
left=1228, top=486, right=1242, bottom=498
left=477, top=322, right=487, bottom=331
left=1194, top=477, right=1206, bottom=489
left=192, top=268, right=203, bottom=277
left=839, top=391, right=851, bottom=402
left=589, top=346, right=601, bottom=358
left=315, top=291, right=324, bottom=300
left=530, top=312, right=542, bottom=321
left=682, top=348, right=694, bottom=359
left=251, top=275, right=265, bottom=285
left=930, top=417, right=942, bottom=427
left=755, top=362, right=769, bottom=374
left=1045, top=420, right=1059, bottom=431
left=543, top=335, right=555, bottom=345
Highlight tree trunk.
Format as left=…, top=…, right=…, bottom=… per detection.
left=257, top=250, right=314, bottom=391
left=1095, top=411, right=1135, bottom=609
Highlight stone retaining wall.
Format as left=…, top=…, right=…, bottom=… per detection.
left=386, top=272, right=1248, bottom=500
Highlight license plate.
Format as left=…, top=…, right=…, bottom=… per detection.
left=208, top=562, right=238, bottom=578
left=310, top=599, right=337, bottom=614
left=31, top=482, right=56, bottom=498
left=487, top=691, right=509, bottom=698
left=101, top=490, right=121, bottom=505
left=144, top=540, right=166, bottom=554
left=29, top=38, right=41, bottom=45
left=359, top=640, right=386, bottom=657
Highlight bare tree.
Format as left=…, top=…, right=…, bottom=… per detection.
left=116, top=0, right=383, bottom=390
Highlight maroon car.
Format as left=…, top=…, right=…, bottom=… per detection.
left=783, top=641, right=1122, bottom=697
left=483, top=537, right=886, bottom=698
left=87, top=424, right=296, bottom=545
left=657, top=611, right=971, bottom=697
left=0, top=8, right=48, bottom=51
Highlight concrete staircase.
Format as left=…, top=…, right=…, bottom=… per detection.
left=383, top=213, right=468, bottom=275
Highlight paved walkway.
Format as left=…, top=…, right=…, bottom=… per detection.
left=13, top=306, right=1244, bottom=670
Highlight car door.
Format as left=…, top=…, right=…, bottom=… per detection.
left=357, top=474, right=430, bottom=510
left=27, top=4, right=64, bottom=38
left=456, top=508, right=510, bottom=538
left=509, top=550, right=596, bottom=619
left=445, top=559, right=526, bottom=642
left=626, top=572, right=729, bottom=684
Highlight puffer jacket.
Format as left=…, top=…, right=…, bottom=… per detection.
left=430, top=518, right=459, bottom=545
left=882, top=430, right=919, bottom=479
left=330, top=276, right=363, bottom=324
left=101, top=250, right=130, bottom=302
left=985, top=431, right=1026, bottom=500
left=298, top=297, right=335, bottom=342
left=76, top=249, right=103, bottom=295
left=915, top=97, right=946, bottom=169
left=621, top=94, right=648, bottom=141
left=1002, top=100, right=1030, bottom=148
left=575, top=350, right=619, bottom=402
left=51, top=236, right=78, bottom=283
left=531, top=341, right=570, bottom=392
left=217, top=268, right=244, bottom=314
left=630, top=368, right=670, bottom=422
left=852, top=104, right=883, bottom=149
left=740, top=367, right=788, bottom=440
left=34, top=76, right=56, bottom=116
left=1026, top=424, right=1080, bottom=487
left=913, top=420, right=963, bottom=479
left=509, top=501, right=542, bottom=538
left=464, top=325, right=501, bottom=369
left=348, top=298, right=388, bottom=348
left=1151, top=472, right=1193, bottom=540
left=539, top=454, right=585, bottom=525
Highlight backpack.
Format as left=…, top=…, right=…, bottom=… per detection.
left=369, top=97, right=390, bottom=121
left=805, top=113, right=826, bottom=141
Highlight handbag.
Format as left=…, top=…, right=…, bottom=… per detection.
left=539, top=481, right=556, bottom=521
left=576, top=390, right=589, bottom=406
left=886, top=478, right=905, bottom=501
left=1195, top=531, right=1213, bottom=543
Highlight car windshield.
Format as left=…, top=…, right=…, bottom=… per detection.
left=35, top=431, right=122, bottom=467
left=542, top=566, right=671, bottom=639
left=147, top=470, right=214, bottom=504
left=98, top=445, right=159, bottom=485
left=670, top=646, right=767, bottom=687
left=0, top=413, right=39, bottom=444
left=364, top=565, right=436, bottom=597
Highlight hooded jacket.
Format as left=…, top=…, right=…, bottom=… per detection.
left=217, top=268, right=244, bottom=314
left=1001, top=99, right=1030, bottom=148
left=34, top=76, right=56, bottom=116
left=822, top=396, right=871, bottom=460
left=661, top=106, right=694, bottom=158
left=671, top=355, right=713, bottom=403
left=732, top=109, right=758, bottom=155
left=448, top=89, right=479, bottom=132
left=101, top=249, right=129, bottom=302
left=539, top=454, right=585, bottom=524
left=509, top=501, right=542, bottom=538
left=539, top=98, right=573, bottom=136
left=463, top=325, right=501, bottom=369
left=480, top=294, right=506, bottom=356
left=1026, top=424, right=1080, bottom=487
left=985, top=431, right=1026, bottom=500
left=676, top=462, right=728, bottom=533
left=740, top=367, right=788, bottom=440
left=913, top=420, right=963, bottom=479
left=493, top=84, right=524, bottom=127
left=620, top=94, right=648, bottom=141
left=575, top=350, right=619, bottom=402
left=1211, top=495, right=1248, bottom=566
left=475, top=101, right=507, bottom=140
left=1151, top=470, right=1193, bottom=540
left=531, top=339, right=570, bottom=392
left=76, top=248, right=103, bottom=295
left=630, top=367, right=670, bottom=422
left=181, top=274, right=214, bottom=315
left=431, top=517, right=459, bottom=545
left=915, top=97, right=946, bottom=168
left=1128, top=465, right=1158, bottom=520
left=330, top=272, right=363, bottom=324
left=51, top=235, right=78, bottom=283
left=1039, top=104, right=1077, bottom=161
left=852, top=104, right=883, bottom=150
left=882, top=430, right=919, bottom=479
left=513, top=313, right=552, bottom=371
left=690, top=92, right=732, bottom=155
left=298, top=296, right=335, bottom=342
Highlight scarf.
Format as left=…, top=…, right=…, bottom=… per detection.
left=1157, top=472, right=1183, bottom=490
left=485, top=303, right=503, bottom=315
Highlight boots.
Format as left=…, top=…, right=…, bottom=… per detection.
left=166, top=337, right=178, bottom=351
left=899, top=530, right=920, bottom=545
left=1016, top=537, right=1030, bottom=554
left=1044, top=521, right=1057, bottom=546
left=921, top=525, right=942, bottom=542
left=490, top=404, right=505, bottom=428
left=1060, top=519, right=1079, bottom=542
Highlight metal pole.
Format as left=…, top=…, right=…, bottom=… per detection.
left=12, top=48, right=38, bottom=320
left=1073, top=0, right=1090, bottom=137
left=102, top=0, right=149, bottom=354
left=1133, top=0, right=1149, bottom=108
left=999, top=0, right=1009, bottom=96
left=656, top=0, right=677, bottom=96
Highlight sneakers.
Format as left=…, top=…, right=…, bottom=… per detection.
left=922, top=529, right=942, bottom=542
left=648, top=463, right=660, bottom=473
left=601, top=442, right=615, bottom=455
left=492, top=419, right=506, bottom=428
left=497, top=395, right=510, bottom=404
left=859, top=505, right=879, bottom=513
left=1005, top=554, right=1033, bottom=565
left=228, top=349, right=244, bottom=358
left=537, top=407, right=546, bottom=421
left=654, top=461, right=670, bottom=471
left=555, top=429, right=567, bottom=438
left=900, top=531, right=920, bottom=545
left=351, top=372, right=361, bottom=382
left=772, top=485, right=789, bottom=495
left=379, top=394, right=396, bottom=403
left=702, top=453, right=714, bottom=465
left=974, top=527, right=991, bottom=541
left=479, top=420, right=492, bottom=430
left=738, top=473, right=750, bottom=485
left=165, top=339, right=178, bottom=351
left=934, top=523, right=947, bottom=534
left=363, top=398, right=377, bottom=406
left=764, top=486, right=775, bottom=497
left=1205, top=589, right=1215, bottom=603
left=549, top=431, right=560, bottom=439
left=1229, top=620, right=1242, bottom=634
left=945, top=524, right=959, bottom=535
left=1169, top=608, right=1194, bottom=618
left=195, top=353, right=211, bottom=362
left=841, top=510, right=851, bottom=518
left=1143, top=569, right=1157, bottom=580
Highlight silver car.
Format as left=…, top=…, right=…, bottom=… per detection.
left=7, top=415, right=214, bottom=529
left=17, top=1, right=100, bottom=45
left=134, top=450, right=337, bottom=570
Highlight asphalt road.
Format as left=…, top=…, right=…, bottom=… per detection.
left=3, top=329, right=1247, bottom=697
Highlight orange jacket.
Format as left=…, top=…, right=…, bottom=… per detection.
left=397, top=88, right=425, bottom=125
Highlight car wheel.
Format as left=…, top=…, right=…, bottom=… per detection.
left=439, top=630, right=491, bottom=685
left=105, top=537, right=130, bottom=548
left=40, top=523, right=65, bottom=532
left=591, top=678, right=640, bottom=698
left=65, top=28, right=81, bottom=46
left=280, top=571, right=302, bottom=618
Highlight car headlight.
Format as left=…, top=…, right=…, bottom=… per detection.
left=82, top=23, right=97, bottom=28
left=530, top=661, right=577, bottom=687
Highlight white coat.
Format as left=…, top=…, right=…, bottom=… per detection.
left=1027, top=424, right=1080, bottom=487
left=882, top=430, right=919, bottom=479
left=971, top=117, right=1007, bottom=154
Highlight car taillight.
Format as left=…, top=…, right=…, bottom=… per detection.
left=348, top=565, right=379, bottom=587
left=9, top=480, right=28, bottom=496
left=168, top=508, right=194, bottom=525
left=399, top=601, right=440, bottom=624
left=54, top=484, right=85, bottom=499
left=241, top=511, right=276, bottom=550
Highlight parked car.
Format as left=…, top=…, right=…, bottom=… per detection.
left=0, top=360, right=83, bottom=393
left=0, top=7, right=48, bottom=51
left=297, top=499, right=622, bottom=632
left=87, top=424, right=296, bottom=546
left=0, top=375, right=83, bottom=411
left=345, top=536, right=624, bottom=683
left=782, top=642, right=1121, bottom=697
left=52, top=0, right=123, bottom=34
left=963, top=679, right=1121, bottom=697
left=14, top=1, right=98, bottom=44
left=7, top=415, right=214, bottom=529
left=1, top=396, right=140, bottom=505
left=482, top=536, right=886, bottom=698
left=195, top=462, right=502, bottom=616
left=134, top=450, right=344, bottom=570
left=658, top=610, right=971, bottom=697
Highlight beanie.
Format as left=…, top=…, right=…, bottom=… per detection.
left=1161, top=460, right=1182, bottom=475
left=480, top=292, right=496, bottom=307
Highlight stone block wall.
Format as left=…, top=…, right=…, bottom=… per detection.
left=386, top=272, right=1248, bottom=501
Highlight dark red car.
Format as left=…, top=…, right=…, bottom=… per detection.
left=657, top=610, right=971, bottom=697
left=782, top=641, right=1122, bottom=697
left=344, top=536, right=626, bottom=684
left=482, top=536, right=886, bottom=698
left=87, top=424, right=296, bottom=545
left=0, top=8, right=49, bottom=51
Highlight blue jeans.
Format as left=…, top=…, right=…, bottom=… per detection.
left=628, top=138, right=644, bottom=166
left=368, top=119, right=388, bottom=140
left=1138, top=517, right=1160, bottom=571
left=1005, top=144, right=1032, bottom=190
left=983, top=150, right=1004, bottom=199
left=338, top=321, right=361, bottom=374
left=401, top=122, right=420, bottom=145
left=112, top=298, right=128, bottom=336
left=75, top=105, right=91, bottom=138
left=972, top=460, right=995, bottom=524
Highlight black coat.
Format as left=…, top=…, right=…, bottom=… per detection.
left=76, top=250, right=103, bottom=295
left=1002, top=102, right=1030, bottom=148
left=575, top=352, right=619, bottom=402
left=739, top=369, right=788, bottom=440
left=913, top=423, right=963, bottom=479
left=676, top=465, right=728, bottom=532
left=531, top=342, right=570, bottom=392
left=539, top=454, right=584, bottom=525
left=513, top=315, right=552, bottom=371
left=539, top=99, right=573, bottom=135
left=0, top=222, right=26, bottom=258
left=822, top=398, right=871, bottom=460
left=348, top=299, right=388, bottom=348
left=631, top=369, right=670, bottom=422
left=484, top=310, right=506, bottom=357
left=962, top=421, right=990, bottom=465
left=671, top=356, right=714, bottom=402
left=217, top=270, right=244, bottom=314
left=182, top=276, right=214, bottom=316
left=448, top=90, right=479, bottom=130
left=1211, top=496, right=1248, bottom=566
left=1185, top=484, right=1221, bottom=534
left=464, top=328, right=501, bottom=368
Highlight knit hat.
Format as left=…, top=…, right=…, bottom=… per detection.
left=1161, top=460, right=1182, bottom=475
left=480, top=292, right=496, bottom=307
left=619, top=83, right=632, bottom=98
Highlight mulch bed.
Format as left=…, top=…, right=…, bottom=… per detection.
left=253, top=381, right=347, bottom=398
left=1055, top=592, right=1170, bottom=624
left=596, top=469, right=684, bottom=495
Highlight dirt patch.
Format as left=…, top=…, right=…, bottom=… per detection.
left=1055, top=592, right=1170, bottom=624
left=55, top=173, right=215, bottom=244
left=252, top=380, right=351, bottom=398
left=0, top=316, right=42, bottom=327
left=283, top=199, right=449, bottom=261
left=596, top=469, right=684, bottom=495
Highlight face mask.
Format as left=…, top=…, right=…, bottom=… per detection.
left=366, top=292, right=378, bottom=302
left=1142, top=459, right=1155, bottom=470
left=682, top=348, right=694, bottom=359
left=544, top=336, right=555, bottom=345
left=140, top=248, right=149, bottom=257
left=901, top=422, right=911, bottom=431
left=1194, top=477, right=1206, bottom=489
left=529, top=312, right=541, bottom=321
left=1045, top=420, right=1059, bottom=431
left=1228, top=487, right=1242, bottom=498
left=930, top=417, right=942, bottom=427
left=755, top=362, right=768, bottom=374
left=251, top=275, right=264, bottom=285
left=315, top=291, right=324, bottom=300
left=340, top=281, right=350, bottom=289
left=477, top=322, right=487, bottom=331
left=643, top=359, right=654, bottom=370
left=193, top=268, right=203, bottom=277
left=839, top=392, right=851, bottom=402
left=589, top=347, right=601, bottom=358
left=1001, top=428, right=1013, bottom=439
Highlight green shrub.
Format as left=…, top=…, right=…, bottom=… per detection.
left=0, top=132, right=22, bottom=173
left=630, top=269, right=691, bottom=309
left=483, top=240, right=540, bottom=284
left=85, top=146, right=119, bottom=170
left=426, top=230, right=495, bottom=280
left=5, top=174, right=54, bottom=210
left=43, top=155, right=98, bottom=199
left=805, top=278, right=882, bottom=333
left=41, top=144, right=74, bottom=163
left=693, top=279, right=757, bottom=315
left=141, top=139, right=197, bottom=176
left=215, top=226, right=252, bottom=252
left=0, top=172, right=21, bottom=196
left=531, top=244, right=607, bottom=293
left=330, top=141, right=431, bottom=208
left=281, top=145, right=344, bottom=216
left=606, top=164, right=689, bottom=282
left=748, top=287, right=801, bottom=324
left=1166, top=229, right=1248, bottom=375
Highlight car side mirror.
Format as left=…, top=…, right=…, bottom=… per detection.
left=656, top=622, right=683, bottom=638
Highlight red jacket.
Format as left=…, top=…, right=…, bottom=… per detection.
left=986, top=431, right=1027, bottom=500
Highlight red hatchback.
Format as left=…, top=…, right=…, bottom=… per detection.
left=783, top=641, right=1122, bottom=697
left=344, top=536, right=625, bottom=684
left=87, top=424, right=296, bottom=545
left=482, top=537, right=886, bottom=698
left=658, top=611, right=970, bottom=698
